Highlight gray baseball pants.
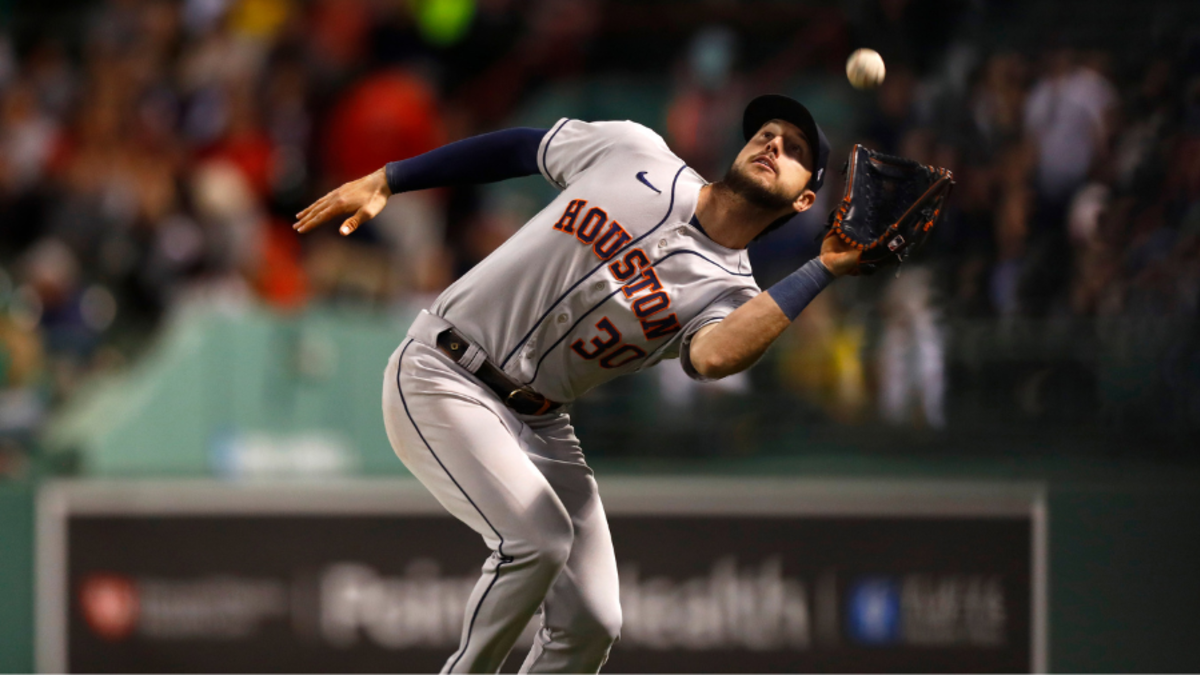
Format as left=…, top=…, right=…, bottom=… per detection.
left=382, top=337, right=621, bottom=673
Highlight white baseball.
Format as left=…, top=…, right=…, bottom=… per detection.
left=846, top=48, right=886, bottom=90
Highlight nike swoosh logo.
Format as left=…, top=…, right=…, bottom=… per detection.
left=636, top=171, right=661, bottom=194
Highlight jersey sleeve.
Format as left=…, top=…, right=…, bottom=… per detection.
left=678, top=286, right=760, bottom=382
left=537, top=118, right=671, bottom=190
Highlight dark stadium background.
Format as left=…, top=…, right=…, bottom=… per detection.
left=0, top=0, right=1198, bottom=672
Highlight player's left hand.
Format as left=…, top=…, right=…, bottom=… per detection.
left=293, top=167, right=392, bottom=236
left=819, top=231, right=863, bottom=277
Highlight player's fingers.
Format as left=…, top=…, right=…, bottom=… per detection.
left=293, top=209, right=316, bottom=232
left=293, top=207, right=325, bottom=233
left=293, top=218, right=320, bottom=234
left=295, top=202, right=340, bottom=233
left=295, top=201, right=316, bottom=220
left=293, top=199, right=330, bottom=230
left=296, top=186, right=349, bottom=222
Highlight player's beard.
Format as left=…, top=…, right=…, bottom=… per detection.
left=720, top=160, right=796, bottom=211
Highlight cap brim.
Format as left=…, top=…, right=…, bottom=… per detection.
left=743, top=94, right=821, bottom=160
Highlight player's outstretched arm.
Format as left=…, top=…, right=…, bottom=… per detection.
left=294, top=127, right=548, bottom=236
left=688, top=234, right=860, bottom=379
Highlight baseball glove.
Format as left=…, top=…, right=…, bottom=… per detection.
left=824, top=144, right=954, bottom=275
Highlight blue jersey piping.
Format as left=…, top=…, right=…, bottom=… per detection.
left=500, top=163, right=689, bottom=368
left=522, top=246, right=755, bottom=387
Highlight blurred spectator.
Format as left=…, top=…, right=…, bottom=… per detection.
left=450, top=0, right=603, bottom=127
left=667, top=26, right=744, bottom=180
left=969, top=53, right=1026, bottom=160
left=1, top=80, right=60, bottom=194
left=0, top=264, right=48, bottom=454
left=1024, top=49, right=1116, bottom=205
left=323, top=70, right=444, bottom=184
left=777, top=292, right=869, bottom=424
left=1020, top=49, right=1117, bottom=315
left=877, top=267, right=946, bottom=429
left=322, top=70, right=450, bottom=294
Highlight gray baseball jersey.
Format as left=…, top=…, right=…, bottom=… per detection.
left=385, top=119, right=764, bottom=673
left=430, top=118, right=761, bottom=401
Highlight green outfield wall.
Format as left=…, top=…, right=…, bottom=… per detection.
left=0, top=480, right=34, bottom=673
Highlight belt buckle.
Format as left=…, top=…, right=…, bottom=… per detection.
left=506, top=388, right=549, bottom=416
left=505, top=389, right=532, bottom=414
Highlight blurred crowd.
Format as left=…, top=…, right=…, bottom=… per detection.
left=851, top=17, right=1200, bottom=433
left=0, top=0, right=608, bottom=468
left=1, top=0, right=1199, bottom=471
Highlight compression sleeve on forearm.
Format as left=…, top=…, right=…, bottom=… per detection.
left=384, top=127, right=548, bottom=194
left=766, top=258, right=837, bottom=321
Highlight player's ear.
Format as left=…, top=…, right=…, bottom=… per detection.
left=791, top=188, right=817, bottom=214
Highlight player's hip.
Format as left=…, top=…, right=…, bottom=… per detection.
left=383, top=338, right=586, bottom=467
left=385, top=338, right=506, bottom=415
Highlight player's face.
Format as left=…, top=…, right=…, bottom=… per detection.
left=726, top=120, right=817, bottom=213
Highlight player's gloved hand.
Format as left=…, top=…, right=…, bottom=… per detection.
left=818, top=230, right=863, bottom=277
left=293, top=167, right=392, bottom=236
left=823, top=144, right=954, bottom=275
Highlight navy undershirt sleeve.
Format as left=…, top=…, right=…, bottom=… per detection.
left=766, top=258, right=836, bottom=321
left=384, top=127, right=548, bottom=194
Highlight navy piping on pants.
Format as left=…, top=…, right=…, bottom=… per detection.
left=396, top=339, right=514, bottom=672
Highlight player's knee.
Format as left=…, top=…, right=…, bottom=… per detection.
left=535, top=521, right=574, bottom=571
left=563, top=602, right=621, bottom=656
left=580, top=603, right=622, bottom=646
left=527, top=501, right=574, bottom=571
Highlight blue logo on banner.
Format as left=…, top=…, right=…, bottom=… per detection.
left=846, top=577, right=901, bottom=645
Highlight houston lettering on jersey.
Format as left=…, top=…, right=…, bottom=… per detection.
left=553, top=199, right=633, bottom=258
left=553, top=199, right=682, bottom=345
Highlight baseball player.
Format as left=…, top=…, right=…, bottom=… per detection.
left=294, top=94, right=861, bottom=673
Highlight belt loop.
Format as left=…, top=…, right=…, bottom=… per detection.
left=408, top=310, right=455, bottom=348
left=458, top=343, right=486, bottom=373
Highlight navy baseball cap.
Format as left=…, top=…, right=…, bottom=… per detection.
left=742, top=94, right=830, bottom=192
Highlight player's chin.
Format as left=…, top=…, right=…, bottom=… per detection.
left=743, top=164, right=778, bottom=190
left=726, top=162, right=788, bottom=207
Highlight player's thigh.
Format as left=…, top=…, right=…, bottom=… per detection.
left=521, top=415, right=618, bottom=599
left=529, top=451, right=620, bottom=629
left=383, top=340, right=572, bottom=553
